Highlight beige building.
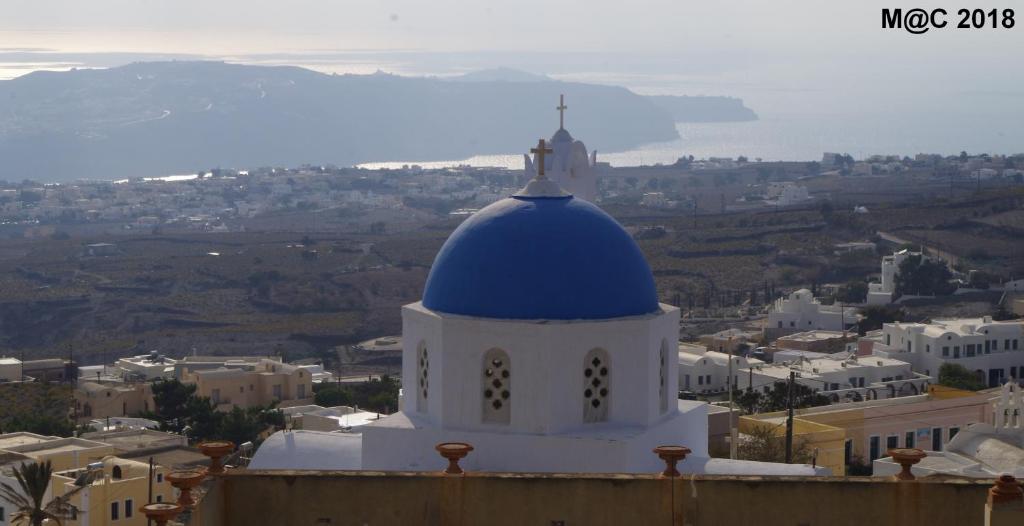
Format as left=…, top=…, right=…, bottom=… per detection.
left=52, top=456, right=174, bottom=526
left=699, top=328, right=759, bottom=355
left=1, top=436, right=114, bottom=473
left=182, top=358, right=314, bottom=411
left=740, top=385, right=993, bottom=475
left=74, top=382, right=154, bottom=423
left=774, top=330, right=857, bottom=354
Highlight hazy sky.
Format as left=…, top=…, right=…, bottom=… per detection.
left=3, top=0, right=1019, bottom=55
left=2, top=1, right=1022, bottom=115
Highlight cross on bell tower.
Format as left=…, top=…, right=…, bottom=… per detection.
left=556, top=94, right=568, bottom=130
left=530, top=139, right=554, bottom=178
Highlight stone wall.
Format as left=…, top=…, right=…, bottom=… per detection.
left=197, top=470, right=994, bottom=526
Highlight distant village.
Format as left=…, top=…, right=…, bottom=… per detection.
left=1, top=150, right=1021, bottom=238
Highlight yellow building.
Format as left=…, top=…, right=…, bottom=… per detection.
left=3, top=437, right=115, bottom=473
left=740, top=385, right=993, bottom=475
left=51, top=456, right=174, bottom=526
left=182, top=358, right=314, bottom=411
left=74, top=382, right=154, bottom=423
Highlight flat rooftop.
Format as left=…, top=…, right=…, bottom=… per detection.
left=82, top=429, right=185, bottom=452
left=0, top=432, right=57, bottom=449
left=778, top=330, right=850, bottom=342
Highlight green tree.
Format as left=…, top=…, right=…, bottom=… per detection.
left=0, top=461, right=83, bottom=526
left=311, top=376, right=399, bottom=413
left=217, top=406, right=283, bottom=446
left=857, top=305, right=904, bottom=335
left=837, top=280, right=868, bottom=304
left=938, top=363, right=986, bottom=391
left=735, top=382, right=831, bottom=414
left=143, top=379, right=283, bottom=445
left=1, top=414, right=75, bottom=437
left=894, top=255, right=954, bottom=297
left=147, top=379, right=200, bottom=432
left=736, top=423, right=814, bottom=464
left=314, top=386, right=353, bottom=407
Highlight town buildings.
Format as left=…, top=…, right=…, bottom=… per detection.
left=180, top=358, right=314, bottom=410
left=0, top=429, right=207, bottom=525
left=678, top=344, right=762, bottom=394
left=748, top=352, right=930, bottom=402
left=740, top=385, right=993, bottom=475
left=868, top=317, right=1024, bottom=387
left=51, top=457, right=174, bottom=526
left=873, top=382, right=1024, bottom=478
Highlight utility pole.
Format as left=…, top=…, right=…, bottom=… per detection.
left=727, top=337, right=737, bottom=460
left=785, top=371, right=796, bottom=463
left=147, top=456, right=154, bottom=526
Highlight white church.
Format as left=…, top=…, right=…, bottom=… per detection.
left=522, top=95, right=600, bottom=202
left=251, top=117, right=822, bottom=477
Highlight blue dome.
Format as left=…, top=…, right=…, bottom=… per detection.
left=422, top=195, right=660, bottom=320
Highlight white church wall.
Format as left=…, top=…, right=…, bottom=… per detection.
left=401, top=302, right=681, bottom=435
left=361, top=399, right=710, bottom=474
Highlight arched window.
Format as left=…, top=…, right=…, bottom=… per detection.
left=659, top=340, right=670, bottom=413
left=583, top=348, right=610, bottom=423
left=482, top=349, right=511, bottom=424
left=112, top=465, right=123, bottom=480
left=416, top=343, right=429, bottom=412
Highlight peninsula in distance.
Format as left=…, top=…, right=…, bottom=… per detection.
left=0, top=61, right=757, bottom=182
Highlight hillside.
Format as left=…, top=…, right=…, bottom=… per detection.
left=647, top=95, right=758, bottom=122
left=0, top=61, right=686, bottom=181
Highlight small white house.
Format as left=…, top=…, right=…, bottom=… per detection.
left=767, top=289, right=858, bottom=333
left=678, top=344, right=763, bottom=395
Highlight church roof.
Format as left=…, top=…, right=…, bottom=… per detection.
left=421, top=192, right=659, bottom=320
left=249, top=430, right=362, bottom=470
left=550, top=127, right=573, bottom=144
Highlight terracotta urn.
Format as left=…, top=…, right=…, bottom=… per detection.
left=141, top=502, right=183, bottom=526
left=989, top=474, right=1024, bottom=505
left=653, top=445, right=692, bottom=478
left=887, top=448, right=926, bottom=481
left=166, top=469, right=207, bottom=508
left=435, top=442, right=474, bottom=475
left=197, top=440, right=235, bottom=475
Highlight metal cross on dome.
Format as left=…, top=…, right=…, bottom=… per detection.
left=530, top=139, right=553, bottom=178
left=556, top=94, right=567, bottom=129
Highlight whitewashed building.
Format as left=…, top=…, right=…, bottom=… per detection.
left=765, top=182, right=811, bottom=207
left=748, top=353, right=930, bottom=403
left=868, top=317, right=1024, bottom=387
left=867, top=249, right=925, bottom=305
left=767, top=289, right=858, bottom=334
left=678, top=343, right=763, bottom=395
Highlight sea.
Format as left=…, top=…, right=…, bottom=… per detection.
left=2, top=34, right=1023, bottom=172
